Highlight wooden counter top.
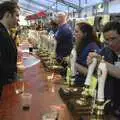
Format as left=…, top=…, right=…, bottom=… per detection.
left=0, top=61, right=73, bottom=120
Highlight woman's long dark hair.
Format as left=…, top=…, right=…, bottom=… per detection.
left=76, top=22, right=101, bottom=56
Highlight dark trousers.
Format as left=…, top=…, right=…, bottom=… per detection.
left=56, top=56, right=68, bottom=79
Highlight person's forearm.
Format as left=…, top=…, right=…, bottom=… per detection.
left=106, top=62, right=120, bottom=79
left=75, top=63, right=88, bottom=76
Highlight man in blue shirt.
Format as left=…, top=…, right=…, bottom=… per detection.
left=55, top=12, right=73, bottom=78
left=55, top=12, right=73, bottom=59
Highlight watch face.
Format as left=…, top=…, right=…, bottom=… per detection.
left=115, top=61, right=120, bottom=68
left=115, top=55, right=120, bottom=68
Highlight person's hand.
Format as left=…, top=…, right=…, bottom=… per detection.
left=87, top=52, right=101, bottom=65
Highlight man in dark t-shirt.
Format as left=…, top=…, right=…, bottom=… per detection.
left=55, top=12, right=73, bottom=60
left=54, top=12, right=73, bottom=78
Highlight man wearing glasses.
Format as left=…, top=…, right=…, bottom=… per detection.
left=87, top=21, right=120, bottom=117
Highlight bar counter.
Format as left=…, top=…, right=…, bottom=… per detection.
left=0, top=53, right=73, bottom=120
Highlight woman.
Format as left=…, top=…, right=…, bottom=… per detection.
left=74, top=22, right=101, bottom=85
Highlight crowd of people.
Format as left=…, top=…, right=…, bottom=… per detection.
left=50, top=12, right=120, bottom=118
